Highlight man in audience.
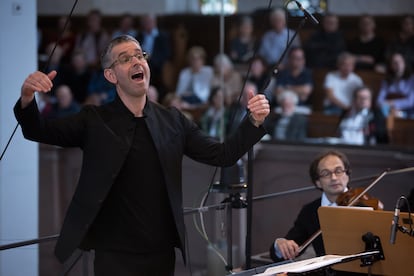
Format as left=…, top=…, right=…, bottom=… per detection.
left=338, top=86, right=388, bottom=145
left=264, top=90, right=308, bottom=142
left=304, top=13, right=346, bottom=69
left=347, top=15, right=386, bottom=71
left=75, top=9, right=110, bottom=69
left=323, top=52, right=363, bottom=115
left=274, top=46, right=313, bottom=111
left=136, top=13, right=171, bottom=98
left=258, top=8, right=301, bottom=68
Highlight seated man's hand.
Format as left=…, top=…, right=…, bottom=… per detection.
left=276, top=238, right=299, bottom=260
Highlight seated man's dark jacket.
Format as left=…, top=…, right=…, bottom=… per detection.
left=14, top=96, right=266, bottom=263
left=269, top=197, right=324, bottom=262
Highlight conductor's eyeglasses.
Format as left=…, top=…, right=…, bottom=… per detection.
left=318, top=168, right=346, bottom=179
left=108, top=51, right=148, bottom=68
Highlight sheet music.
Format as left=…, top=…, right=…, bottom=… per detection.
left=254, top=251, right=379, bottom=275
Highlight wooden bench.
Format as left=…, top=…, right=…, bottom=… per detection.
left=307, top=112, right=340, bottom=138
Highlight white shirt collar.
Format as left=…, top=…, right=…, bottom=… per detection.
left=321, top=188, right=348, bottom=207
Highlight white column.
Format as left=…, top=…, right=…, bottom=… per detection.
left=0, top=0, right=38, bottom=275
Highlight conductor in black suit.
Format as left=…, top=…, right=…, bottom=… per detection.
left=269, top=150, right=351, bottom=262
left=14, top=35, right=270, bottom=275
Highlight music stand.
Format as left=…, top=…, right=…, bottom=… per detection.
left=318, top=206, right=414, bottom=275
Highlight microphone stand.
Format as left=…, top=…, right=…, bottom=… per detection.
left=245, top=15, right=309, bottom=269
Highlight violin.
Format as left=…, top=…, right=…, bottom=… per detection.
left=336, top=187, right=384, bottom=210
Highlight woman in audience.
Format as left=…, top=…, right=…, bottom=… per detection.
left=376, top=52, right=414, bottom=118
left=200, top=87, right=226, bottom=139
left=211, top=53, right=243, bottom=106
left=175, top=46, right=214, bottom=106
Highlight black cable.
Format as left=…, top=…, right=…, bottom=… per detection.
left=0, top=0, right=79, bottom=163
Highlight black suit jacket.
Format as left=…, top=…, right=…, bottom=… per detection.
left=264, top=113, right=308, bottom=141
left=14, top=96, right=266, bottom=263
left=269, top=197, right=324, bottom=262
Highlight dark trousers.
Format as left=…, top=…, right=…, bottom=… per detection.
left=94, top=249, right=175, bottom=276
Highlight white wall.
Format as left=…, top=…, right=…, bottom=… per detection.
left=37, top=0, right=414, bottom=15
left=0, top=0, right=39, bottom=275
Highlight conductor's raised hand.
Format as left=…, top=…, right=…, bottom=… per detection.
left=246, top=90, right=270, bottom=127
left=21, top=70, right=57, bottom=108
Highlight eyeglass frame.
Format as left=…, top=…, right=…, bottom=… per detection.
left=318, top=167, right=347, bottom=179
left=107, top=51, right=148, bottom=69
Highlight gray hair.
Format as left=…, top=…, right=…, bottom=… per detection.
left=214, top=53, right=233, bottom=70
left=277, top=90, right=298, bottom=105
left=101, top=35, right=140, bottom=69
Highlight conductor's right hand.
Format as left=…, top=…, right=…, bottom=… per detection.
left=21, top=70, right=57, bottom=108
left=276, top=238, right=299, bottom=260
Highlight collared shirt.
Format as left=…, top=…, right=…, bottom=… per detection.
left=339, top=108, right=372, bottom=145
left=258, top=28, right=300, bottom=65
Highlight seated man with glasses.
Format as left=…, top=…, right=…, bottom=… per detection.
left=269, top=150, right=353, bottom=270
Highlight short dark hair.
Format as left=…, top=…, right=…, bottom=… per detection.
left=309, top=150, right=351, bottom=188
left=100, top=35, right=140, bottom=69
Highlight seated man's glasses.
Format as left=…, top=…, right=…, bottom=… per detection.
left=108, top=52, right=148, bottom=68
left=318, top=167, right=346, bottom=179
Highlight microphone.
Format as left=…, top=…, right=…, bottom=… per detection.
left=389, top=202, right=400, bottom=244
left=294, top=0, right=320, bottom=25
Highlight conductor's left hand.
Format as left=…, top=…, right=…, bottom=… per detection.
left=247, top=90, right=270, bottom=126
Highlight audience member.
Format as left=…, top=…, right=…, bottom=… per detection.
left=85, top=68, right=116, bottom=106
left=112, top=13, right=137, bottom=38
left=264, top=90, right=308, bottom=142
left=338, top=86, right=388, bottom=145
left=59, top=50, right=93, bottom=104
left=274, top=46, right=313, bottom=110
left=304, top=13, right=346, bottom=69
left=211, top=53, right=243, bottom=106
left=136, top=13, right=172, bottom=97
left=376, top=52, right=414, bottom=118
left=347, top=15, right=386, bottom=72
left=323, top=52, right=363, bottom=115
left=258, top=8, right=301, bottom=67
left=175, top=46, right=214, bottom=106
left=386, top=15, right=414, bottom=69
left=75, top=9, right=110, bottom=69
left=200, top=87, right=226, bottom=139
left=47, top=85, right=81, bottom=119
left=229, top=15, right=256, bottom=64
left=247, top=55, right=270, bottom=92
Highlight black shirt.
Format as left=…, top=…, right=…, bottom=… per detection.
left=86, top=115, right=179, bottom=253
